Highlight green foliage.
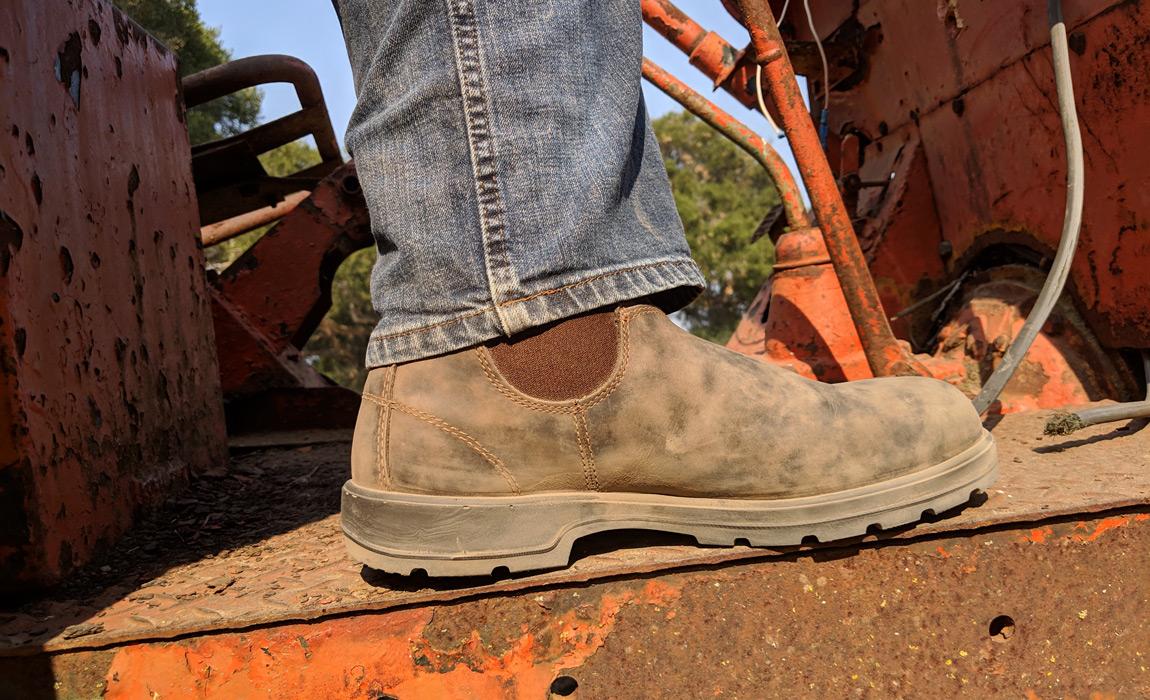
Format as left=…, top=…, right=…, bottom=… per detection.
left=116, top=0, right=261, bottom=144
left=652, top=111, right=778, bottom=342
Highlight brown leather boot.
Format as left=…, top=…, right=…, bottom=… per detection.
left=343, top=305, right=996, bottom=576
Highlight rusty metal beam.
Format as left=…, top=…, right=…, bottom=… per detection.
left=641, top=58, right=809, bottom=230
left=737, top=0, right=925, bottom=377
left=641, top=0, right=760, bottom=110
left=183, top=54, right=341, bottom=166
left=201, top=190, right=309, bottom=246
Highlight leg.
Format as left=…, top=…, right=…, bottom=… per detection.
left=335, top=0, right=704, bottom=366
left=335, top=0, right=997, bottom=576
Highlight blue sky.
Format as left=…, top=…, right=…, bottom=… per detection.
left=198, top=0, right=802, bottom=183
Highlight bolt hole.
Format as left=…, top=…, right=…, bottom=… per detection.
left=341, top=175, right=361, bottom=194
left=733, top=537, right=750, bottom=547
left=989, top=614, right=1015, bottom=642
left=550, top=675, right=578, bottom=696
left=490, top=565, right=511, bottom=580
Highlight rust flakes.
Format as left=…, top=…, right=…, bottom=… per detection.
left=55, top=31, right=83, bottom=108
left=59, top=247, right=74, bottom=284
left=1073, top=515, right=1137, bottom=543
left=938, top=0, right=966, bottom=38
left=0, top=210, right=24, bottom=274
left=126, top=165, right=140, bottom=199
left=1023, top=527, right=1053, bottom=544
left=88, top=18, right=102, bottom=46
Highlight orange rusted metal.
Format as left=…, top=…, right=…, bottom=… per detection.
left=736, top=0, right=926, bottom=379
left=4, top=407, right=1148, bottom=697
left=728, top=227, right=872, bottom=381
left=752, top=0, right=1147, bottom=406
left=184, top=55, right=343, bottom=228
left=206, top=164, right=372, bottom=433
left=208, top=164, right=370, bottom=394
left=640, top=58, right=808, bottom=230
left=0, top=0, right=227, bottom=591
left=640, top=0, right=759, bottom=110
left=200, top=190, right=309, bottom=247
left=2, top=407, right=1147, bottom=695
left=917, top=266, right=1128, bottom=413
left=181, top=55, right=374, bottom=433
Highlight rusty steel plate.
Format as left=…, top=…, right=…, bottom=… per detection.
left=26, top=511, right=1145, bottom=698
left=0, top=0, right=227, bottom=590
left=0, top=409, right=1147, bottom=658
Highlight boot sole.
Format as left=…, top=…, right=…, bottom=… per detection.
left=342, top=430, right=997, bottom=577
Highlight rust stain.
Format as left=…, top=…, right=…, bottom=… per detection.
left=1024, top=526, right=1053, bottom=544
left=102, top=580, right=683, bottom=699
left=1074, top=515, right=1134, bottom=543
left=0, top=0, right=227, bottom=590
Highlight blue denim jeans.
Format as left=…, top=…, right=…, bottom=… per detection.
left=334, top=0, right=704, bottom=367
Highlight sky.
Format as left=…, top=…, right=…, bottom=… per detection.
left=197, top=0, right=803, bottom=185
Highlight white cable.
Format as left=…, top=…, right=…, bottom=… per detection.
left=778, top=0, right=792, bottom=24
left=803, top=0, right=830, bottom=111
left=755, top=65, right=784, bottom=138
left=973, top=0, right=1084, bottom=414
left=754, top=0, right=792, bottom=139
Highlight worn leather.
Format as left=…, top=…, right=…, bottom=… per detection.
left=351, top=306, right=985, bottom=498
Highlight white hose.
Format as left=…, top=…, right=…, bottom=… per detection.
left=972, top=0, right=1084, bottom=414
left=1045, top=353, right=1150, bottom=435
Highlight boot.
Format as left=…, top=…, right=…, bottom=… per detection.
left=343, top=305, right=996, bottom=576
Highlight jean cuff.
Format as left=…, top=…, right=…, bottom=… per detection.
left=364, top=258, right=705, bottom=367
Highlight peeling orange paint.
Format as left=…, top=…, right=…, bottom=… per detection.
left=102, top=580, right=684, bottom=699
left=1074, top=516, right=1133, bottom=543
left=1023, top=527, right=1053, bottom=544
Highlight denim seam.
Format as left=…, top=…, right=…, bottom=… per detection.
left=365, top=260, right=703, bottom=367
left=368, top=259, right=690, bottom=344
left=444, top=0, right=517, bottom=334
left=496, top=260, right=689, bottom=308
left=371, top=308, right=488, bottom=343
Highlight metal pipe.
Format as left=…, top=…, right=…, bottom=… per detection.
left=641, top=59, right=809, bottom=230
left=641, top=0, right=759, bottom=111
left=1046, top=353, right=1150, bottom=436
left=973, top=0, right=1084, bottom=414
left=200, top=191, right=310, bottom=247
left=736, top=0, right=924, bottom=377
left=183, top=55, right=342, bottom=166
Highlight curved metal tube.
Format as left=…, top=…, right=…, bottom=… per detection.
left=641, top=58, right=810, bottom=230
left=1045, top=353, right=1150, bottom=436
left=973, top=0, right=1084, bottom=414
left=183, top=54, right=342, bottom=166
left=735, top=0, right=924, bottom=378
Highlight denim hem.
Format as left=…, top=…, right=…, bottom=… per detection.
left=364, top=258, right=705, bottom=367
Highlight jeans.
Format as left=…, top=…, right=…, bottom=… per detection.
left=334, top=0, right=704, bottom=367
